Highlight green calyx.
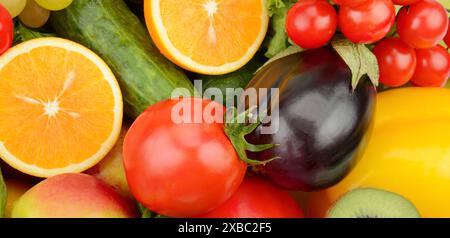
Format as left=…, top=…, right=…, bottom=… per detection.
left=223, top=107, right=279, bottom=166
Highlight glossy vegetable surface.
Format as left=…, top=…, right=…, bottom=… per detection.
left=333, top=0, right=370, bottom=6
left=123, top=98, right=246, bottom=217
left=0, top=4, right=13, bottom=55
left=396, top=0, right=449, bottom=49
left=308, top=88, right=450, bottom=218
left=410, top=45, right=450, bottom=87
left=339, top=0, right=395, bottom=44
left=392, top=0, right=422, bottom=5
left=197, top=177, right=304, bottom=218
left=445, top=20, right=450, bottom=47
left=246, top=48, right=376, bottom=191
left=286, top=0, right=337, bottom=49
left=373, top=38, right=417, bottom=87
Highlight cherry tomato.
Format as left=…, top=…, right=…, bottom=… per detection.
left=333, top=0, right=370, bottom=6
left=410, top=45, right=450, bottom=87
left=339, top=0, right=395, bottom=44
left=373, top=38, right=417, bottom=87
left=286, top=0, right=337, bottom=49
left=396, top=0, right=449, bottom=49
left=0, top=4, right=13, bottom=55
left=123, top=98, right=246, bottom=218
left=444, top=19, right=450, bottom=47
left=197, top=177, right=304, bottom=218
left=392, top=0, right=423, bottom=5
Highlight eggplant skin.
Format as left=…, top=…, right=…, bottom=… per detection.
left=246, top=48, right=376, bottom=191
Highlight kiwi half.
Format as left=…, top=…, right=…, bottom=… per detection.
left=326, top=188, right=420, bottom=218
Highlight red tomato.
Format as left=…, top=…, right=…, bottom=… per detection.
left=0, top=4, right=13, bottom=55
left=410, top=45, right=450, bottom=87
left=333, top=0, right=370, bottom=6
left=396, top=0, right=449, bottom=49
left=286, top=0, right=337, bottom=49
left=339, top=0, right=395, bottom=44
left=444, top=19, right=450, bottom=47
left=373, top=38, right=417, bottom=87
left=123, top=98, right=247, bottom=217
left=197, top=177, right=304, bottom=218
left=392, top=0, right=422, bottom=5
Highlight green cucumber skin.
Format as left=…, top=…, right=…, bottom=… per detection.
left=50, top=0, right=195, bottom=118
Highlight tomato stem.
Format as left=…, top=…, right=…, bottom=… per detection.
left=223, top=107, right=279, bottom=166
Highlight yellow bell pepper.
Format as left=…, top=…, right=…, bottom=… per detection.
left=308, top=87, right=450, bottom=218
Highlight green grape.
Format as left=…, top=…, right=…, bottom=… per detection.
left=34, top=0, right=73, bottom=11
left=19, top=0, right=50, bottom=28
left=437, top=0, right=449, bottom=10
left=0, top=0, right=27, bottom=17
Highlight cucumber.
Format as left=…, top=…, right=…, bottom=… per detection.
left=50, top=0, right=195, bottom=118
left=195, top=56, right=264, bottom=106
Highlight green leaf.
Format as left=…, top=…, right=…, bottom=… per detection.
left=13, top=20, right=55, bottom=45
left=224, top=107, right=279, bottom=166
left=136, top=202, right=172, bottom=218
left=0, top=167, right=6, bottom=218
left=258, top=45, right=304, bottom=73
left=137, top=202, right=153, bottom=218
left=265, top=2, right=294, bottom=58
left=267, top=0, right=290, bottom=16
left=331, top=37, right=379, bottom=89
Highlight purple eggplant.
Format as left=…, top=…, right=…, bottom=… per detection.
left=245, top=47, right=376, bottom=191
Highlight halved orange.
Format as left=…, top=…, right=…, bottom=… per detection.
left=144, top=0, right=269, bottom=75
left=0, top=37, right=123, bottom=178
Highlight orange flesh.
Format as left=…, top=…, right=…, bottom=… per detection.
left=159, top=0, right=265, bottom=66
left=0, top=46, right=116, bottom=169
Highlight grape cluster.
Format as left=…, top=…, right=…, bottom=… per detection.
left=1, top=0, right=73, bottom=28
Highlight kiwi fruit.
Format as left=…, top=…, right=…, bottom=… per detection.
left=326, top=188, right=420, bottom=218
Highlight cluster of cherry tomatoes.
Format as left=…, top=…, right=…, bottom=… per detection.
left=0, top=0, right=74, bottom=55
left=286, top=0, right=450, bottom=88
left=0, top=4, right=13, bottom=56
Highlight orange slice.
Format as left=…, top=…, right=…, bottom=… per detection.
left=0, top=37, right=123, bottom=178
left=144, top=0, right=269, bottom=75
